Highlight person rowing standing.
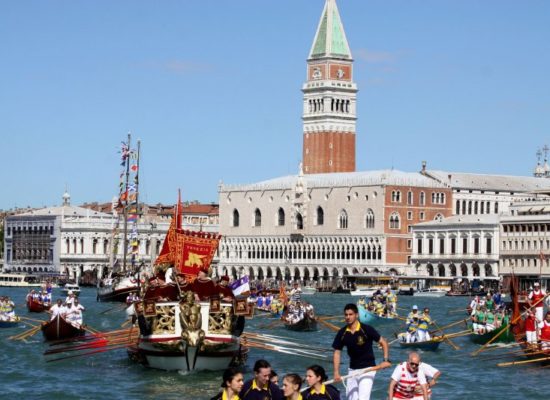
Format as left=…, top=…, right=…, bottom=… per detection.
left=388, top=352, right=428, bottom=400
left=332, top=303, right=391, bottom=400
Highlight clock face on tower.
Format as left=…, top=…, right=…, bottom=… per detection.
left=337, top=68, right=345, bottom=79
left=312, top=67, right=322, bottom=80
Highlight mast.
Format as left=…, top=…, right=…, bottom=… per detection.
left=132, top=139, right=141, bottom=273
left=122, top=133, right=131, bottom=272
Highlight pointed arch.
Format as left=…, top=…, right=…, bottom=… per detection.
left=365, top=208, right=375, bottom=229
left=277, top=208, right=285, bottom=226
left=316, top=206, right=324, bottom=225
left=338, top=209, right=348, bottom=229
left=296, top=212, right=304, bottom=230
left=232, top=209, right=240, bottom=227
left=254, top=208, right=262, bottom=227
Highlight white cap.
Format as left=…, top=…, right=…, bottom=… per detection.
left=534, top=282, right=540, bottom=286
left=412, top=305, right=418, bottom=310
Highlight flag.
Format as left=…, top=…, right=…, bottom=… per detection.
left=131, top=164, right=138, bottom=172
left=229, top=276, right=250, bottom=296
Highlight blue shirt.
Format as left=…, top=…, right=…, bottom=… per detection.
left=332, top=322, right=381, bottom=369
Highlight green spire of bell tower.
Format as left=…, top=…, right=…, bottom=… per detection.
left=309, top=0, right=352, bottom=60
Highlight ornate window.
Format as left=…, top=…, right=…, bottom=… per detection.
left=338, top=210, right=348, bottom=229
left=296, top=213, right=304, bottom=230
left=232, top=209, right=240, bottom=227
left=391, top=190, right=401, bottom=203
left=389, top=212, right=401, bottom=229
left=277, top=208, right=285, bottom=226
left=316, top=206, right=324, bottom=225
left=365, top=209, right=375, bottom=229
left=254, top=209, right=262, bottom=227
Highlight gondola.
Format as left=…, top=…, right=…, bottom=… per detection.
left=27, top=297, right=51, bottom=313
left=41, top=315, right=85, bottom=341
left=358, top=307, right=398, bottom=325
left=0, top=317, right=20, bottom=328
left=284, top=314, right=318, bottom=332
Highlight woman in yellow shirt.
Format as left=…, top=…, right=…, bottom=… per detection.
left=211, top=367, right=244, bottom=400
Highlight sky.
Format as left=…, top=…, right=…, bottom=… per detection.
left=1, top=0, right=549, bottom=210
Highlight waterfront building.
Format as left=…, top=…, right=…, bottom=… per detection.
left=421, top=163, right=550, bottom=216
left=410, top=214, right=500, bottom=280
left=218, top=169, right=452, bottom=282
left=499, top=192, right=550, bottom=288
left=3, top=192, right=219, bottom=281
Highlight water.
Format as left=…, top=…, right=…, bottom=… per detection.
left=0, top=287, right=547, bottom=399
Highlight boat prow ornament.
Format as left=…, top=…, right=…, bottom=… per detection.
left=178, top=292, right=205, bottom=371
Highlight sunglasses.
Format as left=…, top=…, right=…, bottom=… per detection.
left=409, top=362, right=419, bottom=367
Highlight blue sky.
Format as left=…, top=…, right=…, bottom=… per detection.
left=1, top=0, right=549, bottom=210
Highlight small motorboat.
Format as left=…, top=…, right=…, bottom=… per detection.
left=302, top=286, right=318, bottom=295
left=41, top=315, right=85, bottom=341
left=61, top=283, right=81, bottom=295
left=413, top=288, right=447, bottom=297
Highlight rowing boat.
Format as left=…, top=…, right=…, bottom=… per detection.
left=398, top=336, right=443, bottom=351
left=0, top=317, right=20, bottom=328
left=27, top=297, right=51, bottom=313
left=469, top=322, right=514, bottom=345
left=41, top=315, right=85, bottom=341
left=358, top=307, right=398, bottom=325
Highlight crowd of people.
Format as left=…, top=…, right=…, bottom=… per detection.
left=47, top=291, right=86, bottom=328
left=212, top=303, right=441, bottom=400
left=0, top=296, right=17, bottom=321
left=357, top=288, right=397, bottom=318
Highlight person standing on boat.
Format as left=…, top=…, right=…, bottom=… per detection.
left=240, top=359, right=283, bottom=400
left=65, top=290, right=76, bottom=306
left=67, top=298, right=86, bottom=328
left=211, top=367, right=244, bottom=400
left=289, top=282, right=302, bottom=304
left=48, top=299, right=65, bottom=321
left=524, top=309, right=539, bottom=346
left=413, top=360, right=440, bottom=400
left=540, top=311, right=550, bottom=350
left=386, top=288, right=397, bottom=316
left=332, top=303, right=391, bottom=400
left=528, top=282, right=547, bottom=334
left=417, top=309, right=433, bottom=342
left=388, top=352, right=428, bottom=400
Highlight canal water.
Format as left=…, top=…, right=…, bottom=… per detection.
left=0, top=287, right=547, bottom=399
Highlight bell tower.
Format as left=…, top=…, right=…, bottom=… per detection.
left=302, top=0, right=357, bottom=174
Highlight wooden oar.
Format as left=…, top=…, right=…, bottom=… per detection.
left=318, top=318, right=340, bottom=332
left=430, top=318, right=468, bottom=334
left=19, top=315, right=47, bottom=324
left=100, top=303, right=127, bottom=315
left=497, top=356, right=550, bottom=367
left=242, top=339, right=329, bottom=361
left=434, top=321, right=460, bottom=350
left=9, top=324, right=41, bottom=341
left=46, top=343, right=131, bottom=363
left=472, top=293, right=550, bottom=356
left=242, top=333, right=330, bottom=352
left=480, top=348, right=550, bottom=362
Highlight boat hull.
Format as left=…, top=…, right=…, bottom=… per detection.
left=358, top=307, right=397, bottom=325
left=0, top=319, right=20, bottom=328
left=130, top=338, right=246, bottom=372
left=284, top=316, right=318, bottom=332
left=469, top=323, right=514, bottom=345
left=27, top=298, right=51, bottom=313
left=41, top=315, right=85, bottom=341
left=399, top=339, right=442, bottom=351
left=97, top=285, right=137, bottom=302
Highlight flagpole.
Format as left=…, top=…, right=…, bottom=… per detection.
left=134, top=139, right=141, bottom=289
left=122, top=133, right=131, bottom=273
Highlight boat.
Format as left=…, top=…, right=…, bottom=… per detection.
left=350, top=288, right=378, bottom=297
left=413, top=288, right=447, bottom=297
left=97, top=135, right=141, bottom=302
left=282, top=303, right=318, bottom=332
left=468, top=322, right=514, bottom=345
left=0, top=317, right=20, bottom=328
left=331, top=286, right=351, bottom=294
left=27, top=296, right=51, bottom=313
left=41, top=315, right=85, bottom=341
left=358, top=307, right=398, bottom=325
left=0, top=273, right=45, bottom=288
left=302, top=286, right=317, bottom=295
left=397, top=335, right=443, bottom=351
left=61, top=283, right=81, bottom=295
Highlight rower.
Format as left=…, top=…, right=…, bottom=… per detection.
left=48, top=299, right=65, bottom=321
left=386, top=288, right=397, bottom=316
left=65, top=290, right=76, bottom=306
left=472, top=305, right=486, bottom=334
left=528, top=282, right=547, bottom=335
left=67, top=298, right=86, bottom=328
left=388, top=352, right=428, bottom=400
left=484, top=308, right=496, bottom=333
left=406, top=317, right=419, bottom=343
left=540, top=311, right=550, bottom=350
left=524, top=309, right=538, bottom=346
left=485, top=294, right=495, bottom=312
left=417, top=308, right=433, bottom=342
left=289, top=282, right=302, bottom=304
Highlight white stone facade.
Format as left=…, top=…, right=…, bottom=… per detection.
left=410, top=215, right=500, bottom=279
